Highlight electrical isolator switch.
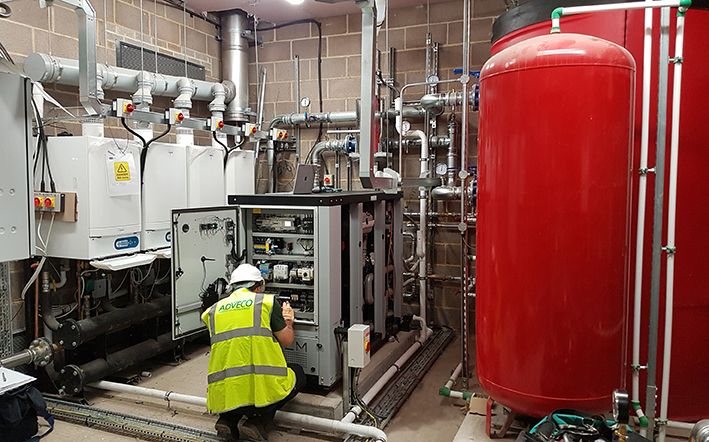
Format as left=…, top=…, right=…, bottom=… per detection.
left=34, top=192, right=64, bottom=213
left=323, top=175, right=334, bottom=188
left=348, top=324, right=371, bottom=368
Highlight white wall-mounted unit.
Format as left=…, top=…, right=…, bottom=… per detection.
left=40, top=136, right=142, bottom=260
left=0, top=72, right=35, bottom=262
left=187, top=145, right=225, bottom=207
left=141, top=142, right=188, bottom=251
left=225, top=149, right=256, bottom=199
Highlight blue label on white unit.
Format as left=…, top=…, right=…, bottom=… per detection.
left=165, top=231, right=172, bottom=243
left=114, top=236, right=139, bottom=250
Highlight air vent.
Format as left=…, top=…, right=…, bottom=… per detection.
left=116, top=42, right=205, bottom=81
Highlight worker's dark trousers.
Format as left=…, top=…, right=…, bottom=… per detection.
left=220, top=363, right=307, bottom=425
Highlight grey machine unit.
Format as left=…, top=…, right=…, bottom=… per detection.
left=171, top=192, right=403, bottom=388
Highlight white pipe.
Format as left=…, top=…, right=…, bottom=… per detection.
left=550, top=0, right=688, bottom=33
left=632, top=3, right=654, bottom=435
left=87, top=381, right=387, bottom=441
left=445, top=363, right=464, bottom=390
left=410, top=129, right=429, bottom=329
left=658, top=12, right=686, bottom=442
left=342, top=327, right=433, bottom=424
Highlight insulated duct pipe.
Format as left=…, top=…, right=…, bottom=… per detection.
left=57, top=332, right=179, bottom=394
left=221, top=9, right=250, bottom=123
left=24, top=53, right=225, bottom=103
left=357, top=0, right=395, bottom=190
left=85, top=381, right=388, bottom=441
left=39, top=271, right=60, bottom=331
left=53, top=296, right=171, bottom=350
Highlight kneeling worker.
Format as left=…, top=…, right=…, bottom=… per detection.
left=202, top=263, right=306, bottom=441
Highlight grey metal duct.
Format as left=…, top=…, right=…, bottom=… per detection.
left=221, top=9, right=250, bottom=123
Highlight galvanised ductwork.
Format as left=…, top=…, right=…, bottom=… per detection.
left=221, top=9, right=250, bottom=123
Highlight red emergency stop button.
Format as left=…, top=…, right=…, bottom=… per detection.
left=124, top=103, right=134, bottom=113
left=34, top=197, right=41, bottom=207
left=364, top=341, right=370, bottom=353
left=176, top=112, right=184, bottom=122
left=44, top=197, right=54, bottom=208
left=250, top=126, right=257, bottom=134
left=217, top=120, right=224, bottom=129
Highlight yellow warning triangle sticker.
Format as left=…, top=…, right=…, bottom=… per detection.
left=117, top=163, right=128, bottom=173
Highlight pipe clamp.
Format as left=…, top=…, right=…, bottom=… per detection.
left=662, top=246, right=677, bottom=255
left=670, top=56, right=684, bottom=64
left=630, top=364, right=647, bottom=371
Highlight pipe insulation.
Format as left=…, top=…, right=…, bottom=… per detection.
left=24, top=53, right=225, bottom=103
left=85, top=381, right=387, bottom=441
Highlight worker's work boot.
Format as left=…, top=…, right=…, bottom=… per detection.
left=215, top=415, right=240, bottom=441
left=239, top=416, right=269, bottom=441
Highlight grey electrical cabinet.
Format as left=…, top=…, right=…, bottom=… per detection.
left=171, top=192, right=403, bottom=388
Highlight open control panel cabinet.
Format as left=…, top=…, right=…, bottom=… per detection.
left=172, top=192, right=404, bottom=388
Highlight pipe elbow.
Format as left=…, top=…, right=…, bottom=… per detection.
left=174, top=77, right=195, bottom=109
left=420, top=94, right=444, bottom=116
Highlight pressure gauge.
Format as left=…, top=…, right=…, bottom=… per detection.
left=612, top=389, right=630, bottom=424
left=401, top=120, right=411, bottom=133
left=435, top=163, right=448, bottom=176
left=300, top=97, right=310, bottom=108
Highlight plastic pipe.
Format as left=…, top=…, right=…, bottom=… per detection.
left=551, top=0, right=691, bottom=33
left=342, top=327, right=433, bottom=424
left=658, top=11, right=686, bottom=442
left=631, top=4, right=654, bottom=435
left=86, top=381, right=387, bottom=441
left=408, top=129, right=429, bottom=328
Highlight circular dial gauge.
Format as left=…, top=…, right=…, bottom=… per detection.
left=435, top=163, right=448, bottom=176
left=300, top=97, right=310, bottom=108
left=401, top=120, right=411, bottom=133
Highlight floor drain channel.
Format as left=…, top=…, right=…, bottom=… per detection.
left=346, top=328, right=455, bottom=442
left=45, top=397, right=226, bottom=442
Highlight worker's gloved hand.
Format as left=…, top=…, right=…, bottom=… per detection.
left=282, top=301, right=294, bottom=324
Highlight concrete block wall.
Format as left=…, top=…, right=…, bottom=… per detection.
left=250, top=0, right=504, bottom=328
left=1, top=0, right=509, bottom=331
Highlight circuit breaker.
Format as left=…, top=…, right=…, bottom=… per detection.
left=348, top=324, right=371, bottom=368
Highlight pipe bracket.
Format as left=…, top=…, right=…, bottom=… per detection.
left=662, top=246, right=676, bottom=255
left=638, top=167, right=655, bottom=175
left=669, top=56, right=684, bottom=64
left=656, top=418, right=669, bottom=427
left=631, top=364, right=648, bottom=371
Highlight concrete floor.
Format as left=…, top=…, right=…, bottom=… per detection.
left=42, top=333, right=483, bottom=442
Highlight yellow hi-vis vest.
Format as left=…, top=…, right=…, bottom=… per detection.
left=201, top=288, right=296, bottom=414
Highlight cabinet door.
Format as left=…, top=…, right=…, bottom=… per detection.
left=171, top=206, right=241, bottom=339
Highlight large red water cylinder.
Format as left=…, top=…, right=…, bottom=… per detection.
left=476, top=33, right=635, bottom=417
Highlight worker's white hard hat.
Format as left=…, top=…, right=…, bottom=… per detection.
left=230, top=263, right=264, bottom=285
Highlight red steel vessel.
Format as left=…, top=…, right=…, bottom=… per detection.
left=476, top=33, right=635, bottom=417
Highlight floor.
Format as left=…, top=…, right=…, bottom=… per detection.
left=41, top=334, right=488, bottom=442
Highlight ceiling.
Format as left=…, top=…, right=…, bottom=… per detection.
left=189, top=0, right=452, bottom=25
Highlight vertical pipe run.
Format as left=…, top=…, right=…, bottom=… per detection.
left=294, top=55, right=301, bottom=164
left=460, top=0, right=472, bottom=389
left=645, top=7, right=671, bottom=438
left=632, top=3, right=654, bottom=434
left=221, top=9, right=250, bottom=123
left=658, top=11, right=686, bottom=442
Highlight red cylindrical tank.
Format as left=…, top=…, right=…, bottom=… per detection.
left=490, top=7, right=709, bottom=422
left=476, top=33, right=635, bottom=417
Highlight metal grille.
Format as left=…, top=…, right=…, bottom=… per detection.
left=116, top=42, right=206, bottom=81
left=283, top=346, right=308, bottom=368
left=46, top=398, right=226, bottom=442
left=0, top=262, right=12, bottom=358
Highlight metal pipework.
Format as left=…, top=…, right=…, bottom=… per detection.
left=431, top=186, right=461, bottom=200
left=358, top=0, right=395, bottom=190
left=24, top=53, right=225, bottom=103
left=53, top=296, right=171, bottom=350
left=311, top=138, right=350, bottom=192
left=420, top=91, right=475, bottom=115
left=447, top=115, right=460, bottom=187
left=35, top=0, right=101, bottom=114
left=691, top=421, right=709, bottom=442
left=269, top=111, right=359, bottom=128
left=0, top=338, right=54, bottom=368
left=221, top=9, right=250, bottom=123
left=40, top=270, right=60, bottom=331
